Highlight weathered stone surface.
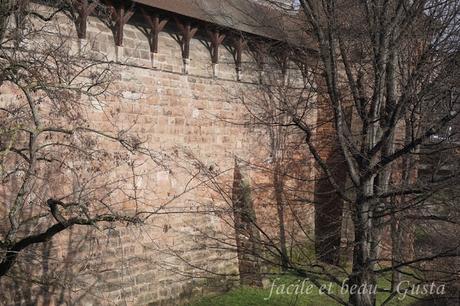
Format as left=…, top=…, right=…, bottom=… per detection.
left=1, top=5, right=320, bottom=306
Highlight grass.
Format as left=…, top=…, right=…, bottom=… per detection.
left=189, top=285, right=332, bottom=306
left=189, top=274, right=417, bottom=306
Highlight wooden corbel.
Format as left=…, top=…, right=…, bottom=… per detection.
left=173, top=17, right=198, bottom=74
left=293, top=48, right=314, bottom=88
left=248, top=41, right=270, bottom=84
left=205, top=29, right=225, bottom=77
left=273, top=49, right=290, bottom=85
left=207, top=29, right=226, bottom=64
left=139, top=8, right=168, bottom=67
left=66, top=0, right=98, bottom=39
left=295, top=60, right=309, bottom=87
left=104, top=0, right=135, bottom=47
left=226, top=36, right=247, bottom=81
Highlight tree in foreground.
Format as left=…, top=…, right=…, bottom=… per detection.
left=0, top=1, right=164, bottom=300
left=190, top=1, right=460, bottom=305
left=293, top=1, right=459, bottom=305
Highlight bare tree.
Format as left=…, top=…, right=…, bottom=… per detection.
left=291, top=1, right=459, bottom=305
left=189, top=1, right=460, bottom=305
left=0, top=0, right=163, bottom=291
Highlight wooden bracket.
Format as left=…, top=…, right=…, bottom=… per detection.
left=229, top=36, right=247, bottom=81
left=252, top=42, right=271, bottom=69
left=248, top=41, right=270, bottom=82
left=230, top=36, right=246, bottom=70
left=173, top=17, right=198, bottom=61
left=273, top=49, right=290, bottom=77
left=226, top=36, right=246, bottom=80
left=140, top=8, right=168, bottom=53
left=294, top=60, right=310, bottom=87
left=206, top=29, right=226, bottom=64
left=293, top=48, right=313, bottom=86
left=173, top=17, right=198, bottom=74
left=104, top=0, right=135, bottom=46
left=66, top=0, right=98, bottom=39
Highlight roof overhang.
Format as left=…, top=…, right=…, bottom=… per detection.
left=133, top=0, right=316, bottom=50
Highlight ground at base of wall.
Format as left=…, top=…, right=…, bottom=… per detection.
left=189, top=275, right=419, bottom=306
left=146, top=277, right=236, bottom=306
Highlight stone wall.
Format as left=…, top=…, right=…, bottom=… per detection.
left=0, top=3, right=319, bottom=305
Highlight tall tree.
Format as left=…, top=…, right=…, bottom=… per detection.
left=199, top=1, right=460, bottom=305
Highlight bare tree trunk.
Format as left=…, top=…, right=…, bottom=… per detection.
left=273, top=161, right=289, bottom=271
left=390, top=209, right=402, bottom=288
left=349, top=196, right=377, bottom=306
left=392, top=116, right=417, bottom=288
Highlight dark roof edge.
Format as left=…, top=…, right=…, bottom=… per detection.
left=133, top=0, right=317, bottom=52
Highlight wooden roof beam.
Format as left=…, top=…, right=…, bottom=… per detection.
left=67, top=0, right=99, bottom=40
left=104, top=0, right=135, bottom=47
left=140, top=8, right=168, bottom=54
left=226, top=36, right=247, bottom=81
left=173, top=17, right=198, bottom=74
